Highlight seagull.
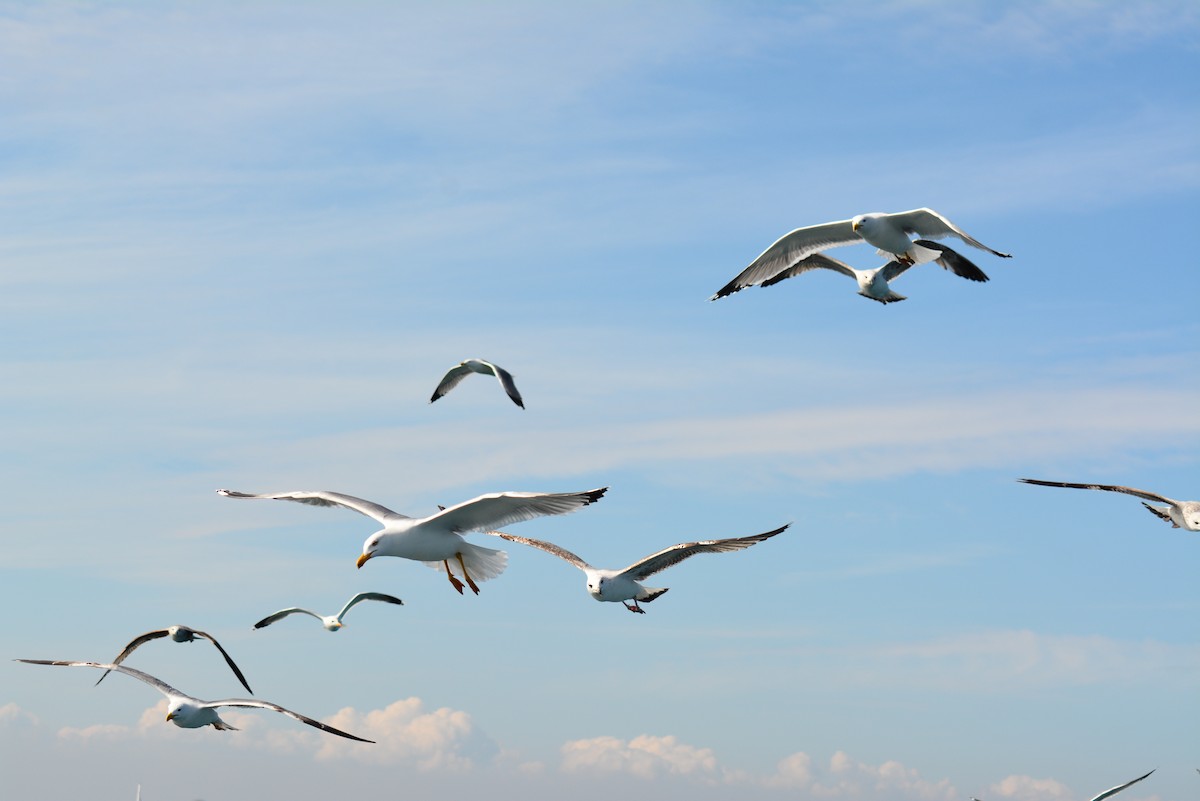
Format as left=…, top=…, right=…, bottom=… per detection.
left=756, top=240, right=988, bottom=304
left=970, top=769, right=1153, bottom=801
left=253, top=592, right=405, bottom=631
left=217, top=487, right=608, bottom=595
left=94, top=625, right=252, bottom=694
left=1019, top=478, right=1200, bottom=531
left=488, top=523, right=789, bottom=613
left=711, top=207, right=1010, bottom=299
left=15, top=659, right=373, bottom=742
left=430, top=359, right=524, bottom=409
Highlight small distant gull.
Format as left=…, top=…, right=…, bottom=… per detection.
left=972, top=769, right=1153, bottom=801
left=95, top=625, right=252, bottom=694
left=1019, top=478, right=1200, bottom=531
left=430, top=359, right=524, bottom=409
left=15, top=659, right=373, bottom=742
left=253, top=592, right=405, bottom=631
left=712, top=207, right=1010, bottom=299
left=488, top=523, right=789, bottom=613
left=218, top=487, right=608, bottom=595
left=757, top=240, right=988, bottom=304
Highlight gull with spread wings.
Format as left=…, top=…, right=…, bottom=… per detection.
left=1019, top=479, right=1199, bottom=531
left=253, top=592, right=405, bottom=631
left=712, top=207, right=1009, bottom=300
left=490, top=524, right=788, bottom=613
left=94, top=625, right=252, bottom=694
left=218, top=487, right=608, bottom=595
left=430, top=358, right=524, bottom=409
left=16, top=660, right=372, bottom=742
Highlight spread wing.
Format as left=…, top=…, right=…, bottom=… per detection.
left=253, top=608, right=322, bottom=629
left=487, top=531, right=593, bottom=571
left=1018, top=479, right=1174, bottom=505
left=620, top=524, right=789, bottom=580
left=1088, top=769, right=1154, bottom=801
left=429, top=488, right=607, bottom=534
left=486, top=362, right=525, bottom=409
left=759, top=252, right=859, bottom=288
left=430, top=363, right=474, bottom=403
left=711, top=219, right=859, bottom=299
left=17, top=659, right=181, bottom=700
left=913, top=240, right=989, bottom=282
left=203, top=698, right=374, bottom=742
left=95, top=629, right=170, bottom=685
left=186, top=629, right=253, bottom=695
left=337, top=592, right=405, bottom=619
left=886, top=208, right=1010, bottom=258
left=216, top=489, right=406, bottom=524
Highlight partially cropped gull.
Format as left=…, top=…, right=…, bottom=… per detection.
left=757, top=240, right=988, bottom=304
left=489, top=523, right=788, bottom=613
left=1019, top=478, right=1200, bottom=531
left=712, top=207, right=1010, bottom=299
left=218, top=487, right=608, bottom=595
left=94, top=625, right=252, bottom=694
left=15, top=660, right=373, bottom=742
left=253, top=592, right=405, bottom=631
left=430, top=358, right=524, bottom=408
left=973, top=769, right=1153, bottom=801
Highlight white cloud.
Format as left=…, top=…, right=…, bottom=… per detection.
left=314, top=697, right=497, bottom=769
left=763, top=749, right=956, bottom=800
left=561, top=734, right=721, bottom=781
left=986, top=774, right=1072, bottom=801
left=0, top=702, right=38, bottom=728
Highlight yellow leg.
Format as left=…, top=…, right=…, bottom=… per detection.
left=456, top=552, right=481, bottom=595
left=442, top=559, right=466, bottom=594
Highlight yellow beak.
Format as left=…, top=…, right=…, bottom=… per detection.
left=165, top=711, right=174, bottom=722
left=356, top=552, right=371, bottom=569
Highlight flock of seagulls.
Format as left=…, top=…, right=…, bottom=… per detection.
left=18, top=206, right=1190, bottom=793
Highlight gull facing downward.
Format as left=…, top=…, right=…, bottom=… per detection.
left=218, top=487, right=608, bottom=595
left=712, top=207, right=1010, bottom=299
left=15, top=660, right=373, bottom=742
left=430, top=359, right=524, bottom=408
left=1019, top=478, right=1200, bottom=531
left=490, top=523, right=789, bottom=613
left=253, top=592, right=405, bottom=631
left=95, top=625, right=252, bottom=694
left=758, top=240, right=988, bottom=304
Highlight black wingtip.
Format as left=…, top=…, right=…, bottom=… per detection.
left=584, top=487, right=609, bottom=505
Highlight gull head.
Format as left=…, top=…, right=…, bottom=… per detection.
left=323, top=618, right=344, bottom=631
left=357, top=534, right=382, bottom=569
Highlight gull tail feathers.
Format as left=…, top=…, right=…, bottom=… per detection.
left=425, top=542, right=509, bottom=582
left=638, top=587, right=669, bottom=603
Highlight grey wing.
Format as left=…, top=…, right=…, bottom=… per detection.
left=338, top=592, right=405, bottom=618
left=189, top=630, right=253, bottom=695
left=912, top=240, right=989, bottom=282
left=711, top=219, right=859, bottom=299
left=95, top=629, right=170, bottom=685
left=623, top=524, right=789, bottom=580
left=488, top=531, right=593, bottom=571
left=430, top=363, right=473, bottom=403
left=488, top=363, right=525, bottom=409
left=888, top=208, right=1011, bottom=258
left=760, top=252, right=860, bottom=287
left=432, top=488, right=607, bottom=533
left=216, top=489, right=405, bottom=524
left=253, top=608, right=322, bottom=628
left=1088, top=769, right=1154, bottom=801
left=1017, top=479, right=1174, bottom=505
left=206, top=698, right=374, bottom=743
left=1141, top=502, right=1174, bottom=524
left=17, top=659, right=181, bottom=700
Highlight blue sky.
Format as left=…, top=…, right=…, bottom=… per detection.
left=2, top=2, right=1198, bottom=799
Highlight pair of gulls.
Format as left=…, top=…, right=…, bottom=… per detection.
left=711, top=207, right=1011, bottom=304
left=972, top=768, right=1154, bottom=801
left=1020, top=479, right=1200, bottom=531
left=219, top=486, right=787, bottom=613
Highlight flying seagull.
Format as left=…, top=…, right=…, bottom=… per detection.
left=253, top=592, right=405, bottom=631
left=757, top=240, right=988, bottom=304
left=712, top=207, right=1010, bottom=299
left=218, top=487, right=608, bottom=595
left=95, top=625, right=252, bottom=694
left=15, top=660, right=373, bottom=742
left=431, top=359, right=524, bottom=408
left=488, top=523, right=789, bottom=613
left=971, top=769, right=1153, bottom=801
left=1019, top=478, right=1200, bottom=531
